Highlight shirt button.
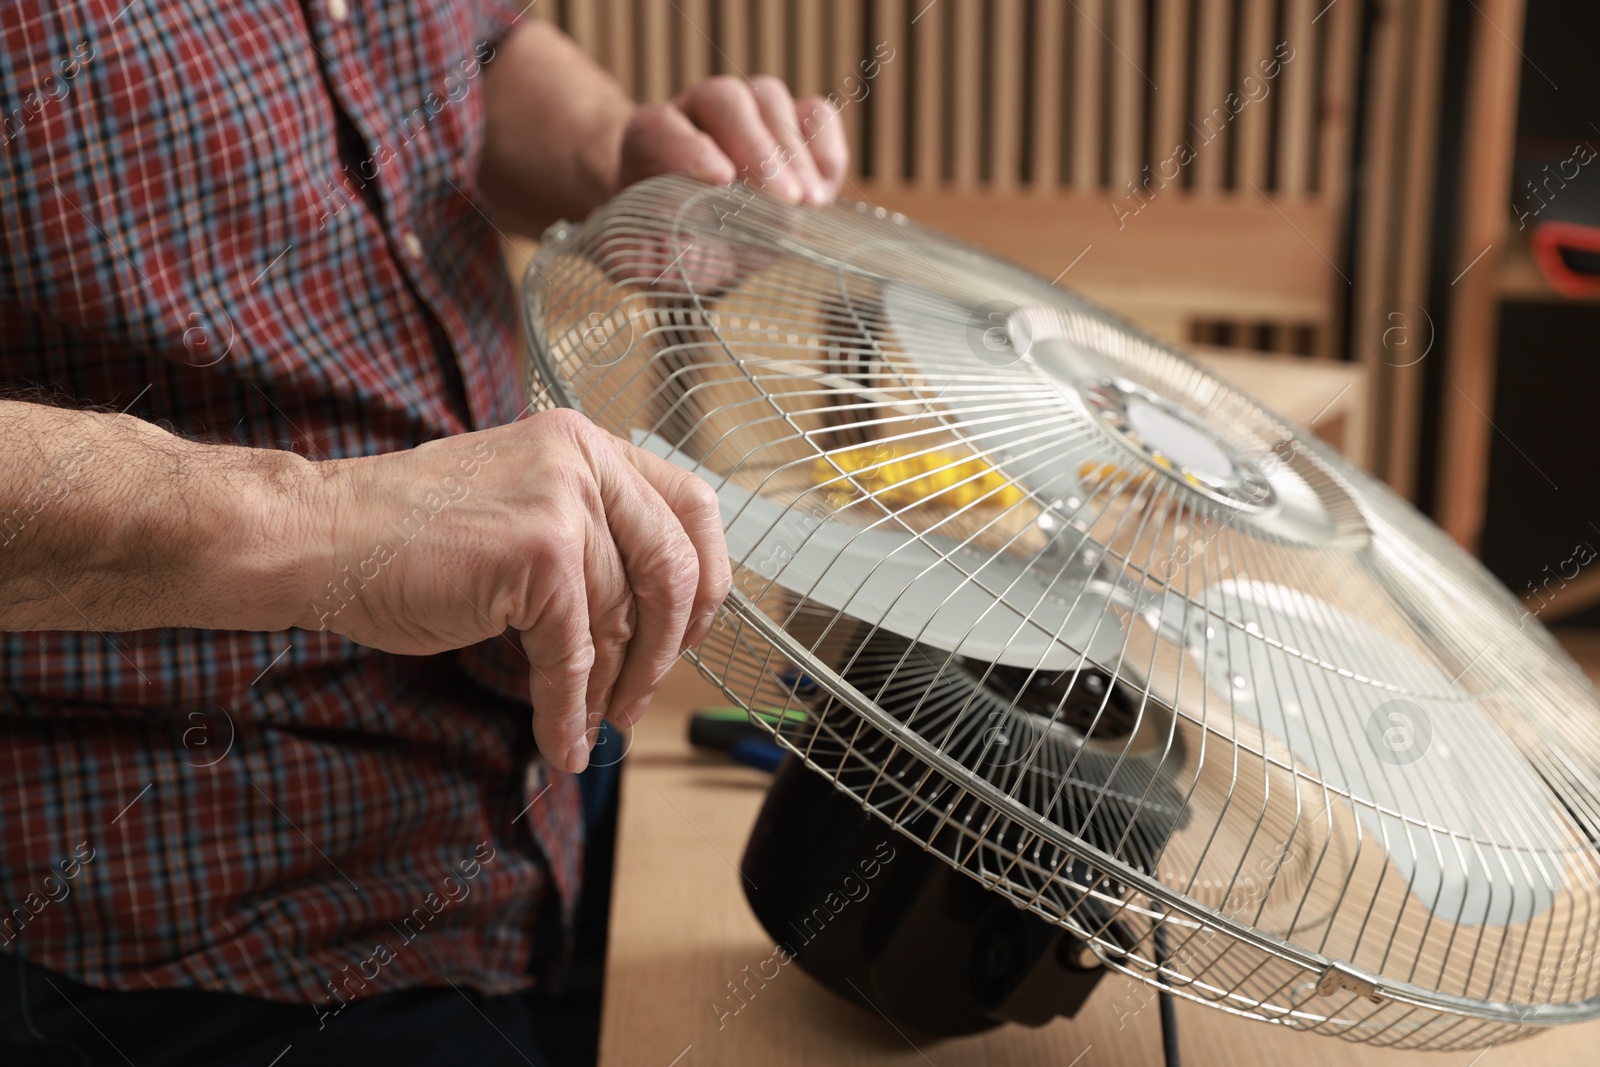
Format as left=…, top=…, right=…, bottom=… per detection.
left=402, top=232, right=423, bottom=260
left=328, top=0, right=349, bottom=20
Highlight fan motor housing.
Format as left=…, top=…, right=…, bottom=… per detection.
left=741, top=757, right=1106, bottom=1036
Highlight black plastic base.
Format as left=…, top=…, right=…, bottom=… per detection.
left=740, top=758, right=1107, bottom=1037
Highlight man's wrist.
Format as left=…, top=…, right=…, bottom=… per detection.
left=577, top=95, right=632, bottom=205
left=478, top=20, right=636, bottom=232
left=208, top=442, right=337, bottom=635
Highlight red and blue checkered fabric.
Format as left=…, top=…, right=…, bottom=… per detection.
left=0, top=0, right=585, bottom=1005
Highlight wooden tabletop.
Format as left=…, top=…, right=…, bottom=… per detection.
left=595, top=663, right=1600, bottom=1067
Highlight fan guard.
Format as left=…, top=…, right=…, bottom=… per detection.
left=522, top=176, right=1600, bottom=1050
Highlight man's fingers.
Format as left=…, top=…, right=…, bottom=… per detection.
left=797, top=95, right=848, bottom=200
left=613, top=441, right=731, bottom=651
left=636, top=77, right=846, bottom=207
left=521, top=573, right=597, bottom=775
left=748, top=76, right=828, bottom=205
left=582, top=516, right=633, bottom=735
left=587, top=445, right=701, bottom=727
left=676, top=76, right=802, bottom=202
left=620, top=100, right=738, bottom=187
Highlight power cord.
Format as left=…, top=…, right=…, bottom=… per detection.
left=1152, top=923, right=1182, bottom=1067
left=1157, top=987, right=1182, bottom=1067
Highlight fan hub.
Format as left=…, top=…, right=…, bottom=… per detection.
left=1080, top=376, right=1278, bottom=511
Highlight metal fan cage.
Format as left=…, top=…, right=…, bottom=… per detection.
left=521, top=175, right=1600, bottom=1050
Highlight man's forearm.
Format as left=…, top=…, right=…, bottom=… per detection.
left=0, top=400, right=316, bottom=633
left=478, top=21, right=633, bottom=236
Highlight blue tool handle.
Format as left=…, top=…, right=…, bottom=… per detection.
left=729, top=738, right=786, bottom=773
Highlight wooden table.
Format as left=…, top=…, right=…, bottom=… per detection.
left=596, top=663, right=1600, bottom=1067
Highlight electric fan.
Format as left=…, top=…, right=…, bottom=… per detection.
left=521, top=175, right=1600, bottom=1052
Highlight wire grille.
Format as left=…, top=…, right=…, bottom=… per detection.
left=521, top=175, right=1600, bottom=1049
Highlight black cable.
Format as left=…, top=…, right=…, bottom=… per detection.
left=1152, top=923, right=1182, bottom=1067
left=1157, top=987, right=1182, bottom=1067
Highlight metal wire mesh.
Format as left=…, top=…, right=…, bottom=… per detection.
left=521, top=175, right=1600, bottom=1050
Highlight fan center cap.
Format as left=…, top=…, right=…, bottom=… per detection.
left=1081, top=377, right=1277, bottom=510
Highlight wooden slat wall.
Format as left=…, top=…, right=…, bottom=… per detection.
left=1278, top=0, right=1316, bottom=197
left=679, top=0, right=711, bottom=85
left=1353, top=0, right=1448, bottom=496
left=1191, top=0, right=1232, bottom=195
left=831, top=0, right=863, bottom=180
left=1071, top=0, right=1104, bottom=190
left=638, top=0, right=670, bottom=103
left=795, top=2, right=825, bottom=98
left=991, top=0, right=1025, bottom=193
left=1438, top=0, right=1528, bottom=548
left=1108, top=0, right=1144, bottom=192
left=1385, top=0, right=1446, bottom=497
left=952, top=0, right=983, bottom=188
left=557, top=1, right=1356, bottom=200
left=1030, top=0, right=1065, bottom=194
left=755, top=1, right=783, bottom=79
left=1151, top=0, right=1188, bottom=185
left=870, top=0, right=904, bottom=184
left=720, top=0, right=749, bottom=75
left=603, top=0, right=633, bottom=97
left=1317, top=0, right=1361, bottom=209
left=914, top=0, right=942, bottom=186
left=1235, top=0, right=1274, bottom=192
left=1350, top=0, right=1406, bottom=454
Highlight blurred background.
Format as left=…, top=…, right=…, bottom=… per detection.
left=521, top=0, right=1597, bottom=645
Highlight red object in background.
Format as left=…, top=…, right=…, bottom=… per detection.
left=1530, top=220, right=1600, bottom=297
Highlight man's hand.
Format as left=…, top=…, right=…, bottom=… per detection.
left=618, top=76, right=848, bottom=206
left=0, top=401, right=729, bottom=776
left=479, top=22, right=850, bottom=234
left=302, top=410, right=731, bottom=774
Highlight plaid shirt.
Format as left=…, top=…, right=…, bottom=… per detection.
left=0, top=0, right=585, bottom=1005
